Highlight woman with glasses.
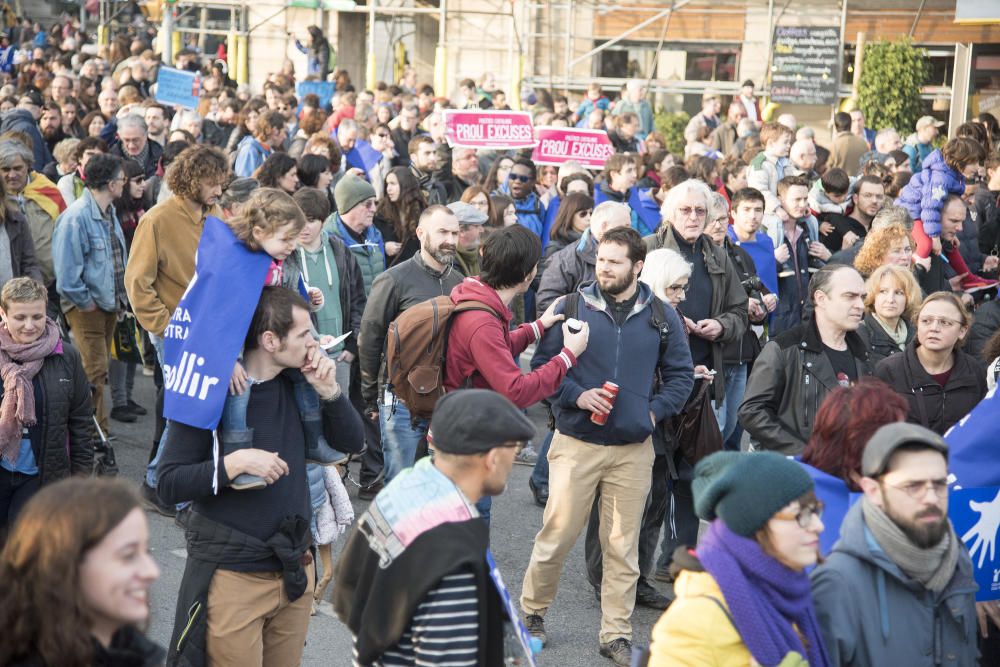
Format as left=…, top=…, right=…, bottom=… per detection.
left=858, top=264, right=921, bottom=365
left=874, top=291, right=987, bottom=435
left=649, top=451, right=831, bottom=667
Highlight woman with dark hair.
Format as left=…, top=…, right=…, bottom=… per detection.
left=649, top=452, right=831, bottom=667
left=81, top=110, right=107, bottom=139
left=977, top=112, right=999, bottom=150
left=544, top=192, right=593, bottom=265
left=295, top=26, right=332, bottom=81
left=875, top=291, right=988, bottom=435
left=483, top=154, right=515, bottom=194
left=489, top=193, right=516, bottom=229
left=0, top=278, right=94, bottom=531
left=255, top=152, right=299, bottom=194
left=297, top=153, right=333, bottom=191
left=799, top=378, right=908, bottom=554
left=0, top=477, right=162, bottom=666
left=374, top=166, right=426, bottom=266
left=638, top=149, right=670, bottom=189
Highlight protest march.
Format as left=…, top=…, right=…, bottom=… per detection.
left=2, top=2, right=1000, bottom=666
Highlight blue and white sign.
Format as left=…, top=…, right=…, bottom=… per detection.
left=162, top=216, right=270, bottom=430
left=155, top=66, right=202, bottom=109
left=946, top=388, right=1000, bottom=601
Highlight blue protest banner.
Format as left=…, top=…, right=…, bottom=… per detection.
left=946, top=389, right=1000, bottom=600
left=155, top=66, right=201, bottom=109
left=162, top=216, right=270, bottom=430
left=296, top=81, right=336, bottom=111
left=345, top=138, right=383, bottom=174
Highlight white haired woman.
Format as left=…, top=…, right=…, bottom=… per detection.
left=639, top=246, right=717, bottom=586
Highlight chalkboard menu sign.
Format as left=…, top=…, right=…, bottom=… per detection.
left=770, top=26, right=841, bottom=105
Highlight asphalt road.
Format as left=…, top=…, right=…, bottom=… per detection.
left=107, top=373, right=671, bottom=666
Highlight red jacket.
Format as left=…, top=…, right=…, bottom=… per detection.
left=444, top=277, right=576, bottom=408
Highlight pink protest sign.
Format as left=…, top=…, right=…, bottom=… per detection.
left=532, top=127, right=615, bottom=170
left=443, top=110, right=537, bottom=150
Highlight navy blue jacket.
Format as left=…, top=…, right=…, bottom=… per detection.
left=532, top=281, right=694, bottom=445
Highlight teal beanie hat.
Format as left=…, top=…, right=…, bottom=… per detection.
left=693, top=451, right=815, bottom=537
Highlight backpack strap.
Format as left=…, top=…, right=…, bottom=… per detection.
left=446, top=299, right=502, bottom=387
left=648, top=296, right=671, bottom=361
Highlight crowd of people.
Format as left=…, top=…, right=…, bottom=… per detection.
left=0, top=10, right=999, bottom=667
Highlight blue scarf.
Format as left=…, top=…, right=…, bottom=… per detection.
left=697, top=520, right=831, bottom=667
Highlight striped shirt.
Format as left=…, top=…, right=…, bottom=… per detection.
left=355, top=568, right=480, bottom=667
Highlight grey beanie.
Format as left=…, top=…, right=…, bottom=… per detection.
left=334, top=174, right=376, bottom=214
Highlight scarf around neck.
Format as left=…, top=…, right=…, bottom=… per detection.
left=861, top=497, right=959, bottom=593
left=0, top=319, right=60, bottom=463
left=696, top=520, right=831, bottom=667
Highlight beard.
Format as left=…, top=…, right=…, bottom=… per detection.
left=598, top=272, right=632, bottom=296
left=428, top=243, right=456, bottom=265
left=884, top=494, right=948, bottom=549
left=42, top=125, right=63, bottom=141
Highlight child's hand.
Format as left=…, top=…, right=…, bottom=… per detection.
left=842, top=231, right=859, bottom=249
left=819, top=221, right=834, bottom=236
left=230, top=361, right=248, bottom=396
left=308, top=287, right=324, bottom=308
left=932, top=237, right=943, bottom=256
left=774, top=244, right=791, bottom=264
left=912, top=254, right=932, bottom=272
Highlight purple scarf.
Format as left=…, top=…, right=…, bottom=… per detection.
left=697, top=520, right=831, bottom=667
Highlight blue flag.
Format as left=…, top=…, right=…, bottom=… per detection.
left=162, top=216, right=270, bottom=430
left=0, top=47, right=13, bottom=74
left=798, top=462, right=862, bottom=557
left=945, top=389, right=1000, bottom=600
left=345, top=139, right=384, bottom=175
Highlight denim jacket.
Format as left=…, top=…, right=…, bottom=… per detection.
left=52, top=188, right=127, bottom=312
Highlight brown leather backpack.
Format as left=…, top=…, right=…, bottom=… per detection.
left=384, top=296, right=499, bottom=420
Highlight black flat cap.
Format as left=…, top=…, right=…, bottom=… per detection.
left=428, top=389, right=536, bottom=455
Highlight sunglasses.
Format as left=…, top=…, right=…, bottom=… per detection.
left=508, top=174, right=532, bottom=183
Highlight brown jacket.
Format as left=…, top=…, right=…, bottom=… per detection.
left=828, top=131, right=869, bottom=177
left=124, top=196, right=221, bottom=336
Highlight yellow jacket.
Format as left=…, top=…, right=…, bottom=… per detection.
left=648, top=570, right=808, bottom=667
left=124, top=196, right=221, bottom=336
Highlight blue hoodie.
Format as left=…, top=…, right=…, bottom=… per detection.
left=499, top=181, right=548, bottom=247
left=532, top=281, right=693, bottom=445
left=234, top=135, right=273, bottom=178
left=894, top=149, right=964, bottom=238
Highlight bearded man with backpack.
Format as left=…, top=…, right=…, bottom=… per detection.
left=521, top=226, right=694, bottom=666
left=358, top=205, right=463, bottom=494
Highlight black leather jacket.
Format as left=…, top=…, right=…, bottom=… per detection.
left=738, top=317, right=874, bottom=454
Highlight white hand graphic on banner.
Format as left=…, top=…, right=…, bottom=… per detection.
left=962, top=490, right=1000, bottom=569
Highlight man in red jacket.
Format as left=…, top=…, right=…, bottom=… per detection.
left=444, top=225, right=590, bottom=520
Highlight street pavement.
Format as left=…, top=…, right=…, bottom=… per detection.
left=109, top=373, right=671, bottom=666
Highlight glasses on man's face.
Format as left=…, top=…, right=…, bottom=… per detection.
left=707, top=216, right=729, bottom=227
left=375, top=132, right=390, bottom=139
left=886, top=478, right=948, bottom=500
left=918, top=316, right=961, bottom=330
left=508, top=174, right=532, bottom=184
left=676, top=206, right=707, bottom=219
left=772, top=502, right=824, bottom=529
left=362, top=199, right=377, bottom=209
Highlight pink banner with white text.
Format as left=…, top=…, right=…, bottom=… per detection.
left=531, top=127, right=615, bottom=169
left=443, top=110, right=537, bottom=150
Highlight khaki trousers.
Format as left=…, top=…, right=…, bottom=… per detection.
left=206, top=566, right=315, bottom=667
left=521, top=430, right=653, bottom=643
left=65, top=308, right=116, bottom=432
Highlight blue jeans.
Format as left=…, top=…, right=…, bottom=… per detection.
left=379, top=393, right=427, bottom=482
left=530, top=430, right=553, bottom=491
left=145, top=333, right=169, bottom=488
left=712, top=364, right=747, bottom=448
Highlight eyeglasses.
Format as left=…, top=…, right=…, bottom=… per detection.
left=666, top=283, right=690, bottom=293
left=375, top=132, right=390, bottom=138
left=707, top=216, right=729, bottom=227
left=362, top=199, right=377, bottom=209
left=772, top=502, right=824, bottom=529
left=508, top=174, right=532, bottom=183
left=886, top=478, right=948, bottom=499
left=918, top=316, right=961, bottom=330
left=676, top=206, right=707, bottom=219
